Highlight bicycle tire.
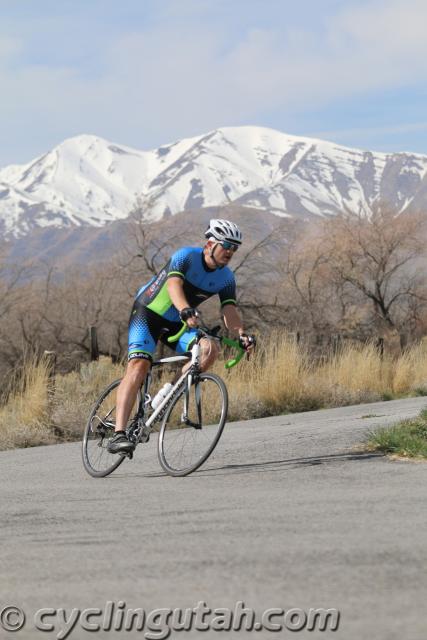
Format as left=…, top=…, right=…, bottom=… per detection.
left=158, top=372, right=228, bottom=476
left=82, top=379, right=142, bottom=478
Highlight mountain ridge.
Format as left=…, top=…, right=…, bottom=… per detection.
left=1, top=125, right=427, bottom=239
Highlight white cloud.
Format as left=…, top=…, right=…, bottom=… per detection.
left=0, top=0, right=427, bottom=164
left=0, top=36, right=22, bottom=62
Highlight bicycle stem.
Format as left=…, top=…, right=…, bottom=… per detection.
left=167, top=322, right=245, bottom=368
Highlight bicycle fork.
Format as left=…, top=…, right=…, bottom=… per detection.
left=182, top=372, right=203, bottom=429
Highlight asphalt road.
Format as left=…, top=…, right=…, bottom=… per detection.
left=0, top=396, right=426, bottom=640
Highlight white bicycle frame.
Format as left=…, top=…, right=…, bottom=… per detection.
left=143, top=341, right=202, bottom=432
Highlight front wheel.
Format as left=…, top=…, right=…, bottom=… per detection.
left=158, top=372, right=228, bottom=476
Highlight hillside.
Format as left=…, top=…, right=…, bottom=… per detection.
left=1, top=126, right=427, bottom=239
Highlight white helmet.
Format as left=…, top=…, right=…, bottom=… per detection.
left=205, top=219, right=242, bottom=245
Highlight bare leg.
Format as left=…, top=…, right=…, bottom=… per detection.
left=179, top=338, right=219, bottom=378
left=115, top=358, right=151, bottom=432
left=199, top=337, right=219, bottom=371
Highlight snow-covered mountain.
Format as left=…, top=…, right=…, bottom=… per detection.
left=1, top=126, right=427, bottom=238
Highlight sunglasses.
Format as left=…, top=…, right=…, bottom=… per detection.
left=220, top=241, right=239, bottom=252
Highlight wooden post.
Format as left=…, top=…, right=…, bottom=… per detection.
left=399, top=333, right=408, bottom=352
left=89, top=326, right=99, bottom=361
left=290, top=331, right=300, bottom=344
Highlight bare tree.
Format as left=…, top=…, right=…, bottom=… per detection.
left=117, top=197, right=190, bottom=293
left=323, top=206, right=427, bottom=338
left=229, top=220, right=299, bottom=330
left=0, top=245, right=35, bottom=321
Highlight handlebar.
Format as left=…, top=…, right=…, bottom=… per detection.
left=167, top=323, right=187, bottom=343
left=221, top=336, right=246, bottom=369
left=167, top=323, right=245, bottom=369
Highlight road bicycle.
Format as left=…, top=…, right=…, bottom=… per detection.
left=82, top=322, right=245, bottom=478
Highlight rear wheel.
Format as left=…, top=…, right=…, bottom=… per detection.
left=158, top=373, right=228, bottom=476
left=82, top=379, right=142, bottom=478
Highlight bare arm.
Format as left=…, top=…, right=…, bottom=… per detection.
left=222, top=304, right=255, bottom=353
left=167, top=276, right=189, bottom=312
left=222, top=304, right=245, bottom=337
left=167, top=277, right=199, bottom=327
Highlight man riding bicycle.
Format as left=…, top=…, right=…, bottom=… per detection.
left=108, top=218, right=255, bottom=454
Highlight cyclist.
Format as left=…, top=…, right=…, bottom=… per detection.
left=108, top=219, right=256, bottom=454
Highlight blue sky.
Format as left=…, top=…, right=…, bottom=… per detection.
left=1, top=0, right=427, bottom=167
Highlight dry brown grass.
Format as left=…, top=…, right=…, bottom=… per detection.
left=4, top=334, right=427, bottom=450
left=0, top=356, right=125, bottom=450
left=392, top=344, right=427, bottom=395
left=0, top=355, right=55, bottom=449
left=51, top=357, right=125, bottom=440
left=224, top=336, right=427, bottom=417
left=221, top=331, right=322, bottom=420
left=315, top=342, right=391, bottom=406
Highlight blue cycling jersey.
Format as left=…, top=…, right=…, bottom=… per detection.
left=135, top=247, right=237, bottom=322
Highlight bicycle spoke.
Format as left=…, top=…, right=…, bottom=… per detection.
left=158, top=373, right=228, bottom=476
left=82, top=380, right=142, bottom=478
